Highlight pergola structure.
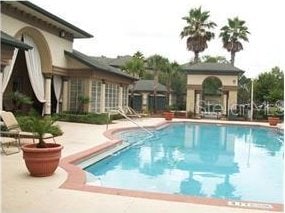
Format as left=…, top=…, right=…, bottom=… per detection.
left=181, top=63, right=244, bottom=117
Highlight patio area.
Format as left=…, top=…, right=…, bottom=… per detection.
left=1, top=118, right=282, bottom=213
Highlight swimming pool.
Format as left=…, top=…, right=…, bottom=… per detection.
left=84, top=122, right=283, bottom=205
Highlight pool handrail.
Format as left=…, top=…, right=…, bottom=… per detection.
left=116, top=108, right=154, bottom=136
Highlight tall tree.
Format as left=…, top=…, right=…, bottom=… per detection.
left=147, top=55, right=169, bottom=113
left=123, top=52, right=145, bottom=78
left=237, top=74, right=252, bottom=104
left=180, top=7, right=216, bottom=63
left=220, top=17, right=250, bottom=65
left=201, top=55, right=229, bottom=63
left=160, top=61, right=180, bottom=107
left=254, top=67, right=284, bottom=104
left=123, top=52, right=145, bottom=108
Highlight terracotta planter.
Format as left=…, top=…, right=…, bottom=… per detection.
left=22, top=143, right=63, bottom=177
left=163, top=112, right=174, bottom=121
left=268, top=116, right=280, bottom=126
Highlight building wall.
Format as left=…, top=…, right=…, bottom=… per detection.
left=187, top=74, right=238, bottom=87
left=228, top=90, right=238, bottom=111
left=1, top=7, right=134, bottom=114
left=186, top=89, right=195, bottom=112
left=187, top=73, right=239, bottom=115
left=1, top=14, right=73, bottom=68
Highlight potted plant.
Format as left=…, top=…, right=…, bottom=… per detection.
left=21, top=116, right=63, bottom=177
left=163, top=107, right=174, bottom=121
left=268, top=109, right=281, bottom=126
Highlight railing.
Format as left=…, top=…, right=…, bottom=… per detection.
left=117, top=107, right=153, bottom=136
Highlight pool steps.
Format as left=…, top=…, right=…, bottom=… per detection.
left=76, top=142, right=129, bottom=169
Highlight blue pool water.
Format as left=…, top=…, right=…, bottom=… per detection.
left=84, top=123, right=284, bottom=204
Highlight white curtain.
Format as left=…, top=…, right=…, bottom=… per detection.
left=53, top=75, right=62, bottom=113
left=2, top=49, right=19, bottom=92
left=23, top=34, right=45, bottom=103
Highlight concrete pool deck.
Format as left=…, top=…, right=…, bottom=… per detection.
left=1, top=118, right=283, bottom=213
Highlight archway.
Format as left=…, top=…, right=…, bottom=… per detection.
left=201, top=76, right=223, bottom=113
left=14, top=27, right=52, bottom=73
left=3, top=27, right=53, bottom=114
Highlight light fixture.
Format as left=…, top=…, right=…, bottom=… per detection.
left=59, top=30, right=65, bottom=38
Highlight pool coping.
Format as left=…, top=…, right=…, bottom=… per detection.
left=59, top=120, right=284, bottom=212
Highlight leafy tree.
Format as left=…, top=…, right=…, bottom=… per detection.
left=133, top=51, right=144, bottom=60
left=147, top=55, right=169, bottom=113
left=11, top=91, right=33, bottom=113
left=237, top=74, right=251, bottom=104
left=202, top=77, right=222, bottom=95
left=220, top=17, right=250, bottom=65
left=160, top=61, right=181, bottom=107
left=123, top=52, right=145, bottom=108
left=77, top=95, right=90, bottom=113
left=254, top=67, right=284, bottom=104
left=201, top=55, right=229, bottom=63
left=170, top=66, right=187, bottom=110
left=123, top=52, right=145, bottom=78
left=180, top=7, right=216, bottom=63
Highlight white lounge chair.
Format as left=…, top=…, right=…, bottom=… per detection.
left=0, top=111, right=55, bottom=144
left=0, top=134, right=20, bottom=155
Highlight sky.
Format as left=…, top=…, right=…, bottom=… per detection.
left=30, top=0, right=285, bottom=78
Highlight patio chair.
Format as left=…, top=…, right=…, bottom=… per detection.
left=0, top=132, right=21, bottom=155
left=0, top=111, right=55, bottom=144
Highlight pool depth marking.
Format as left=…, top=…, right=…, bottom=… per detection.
left=228, top=201, right=273, bottom=209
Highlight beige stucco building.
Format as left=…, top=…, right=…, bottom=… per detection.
left=182, top=63, right=244, bottom=116
left=1, top=1, right=136, bottom=115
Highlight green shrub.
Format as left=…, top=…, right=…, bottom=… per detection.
left=55, top=112, right=121, bottom=125
left=16, top=115, right=63, bottom=137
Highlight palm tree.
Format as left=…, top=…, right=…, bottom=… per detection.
left=180, top=7, right=216, bottom=63
left=160, top=61, right=180, bottom=108
left=133, top=51, right=144, bottom=60
left=219, top=17, right=250, bottom=65
left=201, top=55, right=229, bottom=64
left=147, top=55, right=169, bottom=113
left=123, top=52, right=145, bottom=108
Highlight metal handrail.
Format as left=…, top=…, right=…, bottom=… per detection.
left=117, top=108, right=153, bottom=136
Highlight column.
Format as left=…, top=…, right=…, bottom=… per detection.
left=0, top=70, right=3, bottom=111
left=118, top=85, right=123, bottom=109
left=100, top=80, right=106, bottom=113
left=88, top=79, right=93, bottom=112
left=228, top=90, right=238, bottom=112
left=223, top=92, right=228, bottom=115
left=186, top=88, right=195, bottom=112
left=169, top=93, right=172, bottom=106
left=195, top=92, right=200, bottom=115
left=44, top=74, right=52, bottom=115
left=142, top=92, right=148, bottom=111
left=62, top=77, right=69, bottom=112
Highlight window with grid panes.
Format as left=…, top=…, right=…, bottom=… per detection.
left=122, top=86, right=128, bottom=107
left=90, top=80, right=102, bottom=113
left=105, top=82, right=119, bottom=111
left=69, top=78, right=84, bottom=112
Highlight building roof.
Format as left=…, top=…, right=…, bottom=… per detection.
left=132, top=80, right=168, bottom=92
left=181, top=62, right=244, bottom=75
left=92, top=55, right=133, bottom=68
left=2, top=1, right=93, bottom=39
left=109, top=55, right=133, bottom=67
left=91, top=56, right=115, bottom=66
left=1, top=31, right=32, bottom=50
left=64, top=50, right=137, bottom=80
